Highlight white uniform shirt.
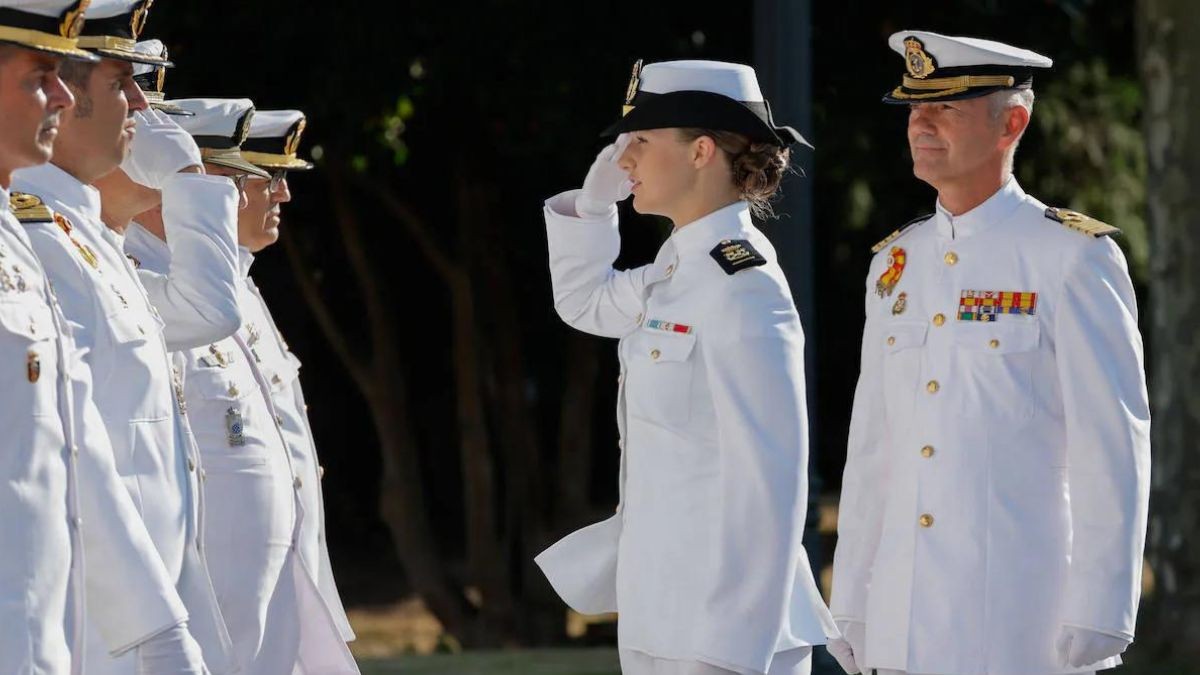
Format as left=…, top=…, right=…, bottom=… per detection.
left=236, top=248, right=354, bottom=642
left=830, top=177, right=1151, bottom=675
left=125, top=227, right=359, bottom=675
left=12, top=163, right=240, bottom=674
left=536, top=192, right=836, bottom=675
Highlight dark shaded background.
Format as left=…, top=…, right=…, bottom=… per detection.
left=147, top=0, right=1146, bottom=652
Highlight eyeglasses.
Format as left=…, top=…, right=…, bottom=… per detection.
left=225, top=173, right=249, bottom=192
left=269, top=170, right=288, bottom=191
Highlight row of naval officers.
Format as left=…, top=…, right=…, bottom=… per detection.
left=0, top=0, right=356, bottom=673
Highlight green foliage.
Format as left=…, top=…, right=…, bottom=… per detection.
left=1022, top=59, right=1148, bottom=281
left=380, top=94, right=417, bottom=167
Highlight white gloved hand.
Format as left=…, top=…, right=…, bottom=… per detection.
left=827, top=620, right=865, bottom=674
left=120, top=109, right=203, bottom=190
left=575, top=132, right=633, bottom=217
left=1055, top=625, right=1130, bottom=668
left=136, top=621, right=208, bottom=675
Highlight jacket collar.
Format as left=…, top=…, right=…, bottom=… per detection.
left=934, top=175, right=1026, bottom=240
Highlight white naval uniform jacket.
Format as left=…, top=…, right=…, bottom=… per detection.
left=0, top=191, right=196, bottom=674
left=535, top=192, right=837, bottom=675
left=12, top=163, right=240, bottom=675
left=236, top=248, right=354, bottom=643
left=829, top=178, right=1151, bottom=675
left=125, top=227, right=359, bottom=674
left=0, top=195, right=82, bottom=674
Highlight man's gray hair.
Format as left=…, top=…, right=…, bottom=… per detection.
left=988, top=88, right=1035, bottom=171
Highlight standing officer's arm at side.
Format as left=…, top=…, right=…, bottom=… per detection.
left=1054, top=235, right=1151, bottom=664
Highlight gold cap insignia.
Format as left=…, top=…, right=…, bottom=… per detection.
left=234, top=109, right=254, bottom=147
left=130, top=0, right=155, bottom=40
left=59, top=0, right=90, bottom=40
left=623, top=58, right=643, bottom=117
left=284, top=118, right=307, bottom=156
left=153, top=45, right=168, bottom=92
left=904, top=37, right=937, bottom=79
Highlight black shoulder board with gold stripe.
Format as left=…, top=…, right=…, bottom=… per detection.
left=1044, top=207, right=1119, bottom=238
left=710, top=238, right=767, bottom=275
left=9, top=191, right=53, bottom=223
left=871, top=213, right=932, bottom=254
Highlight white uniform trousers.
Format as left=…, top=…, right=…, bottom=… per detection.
left=619, top=647, right=812, bottom=675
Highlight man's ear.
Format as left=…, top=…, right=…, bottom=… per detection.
left=999, top=104, right=1031, bottom=151
left=692, top=135, right=718, bottom=168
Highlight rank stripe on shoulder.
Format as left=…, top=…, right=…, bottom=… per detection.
left=709, top=238, right=767, bottom=275
left=9, top=191, right=53, bottom=223
left=1044, top=207, right=1119, bottom=238
left=871, top=213, right=932, bottom=254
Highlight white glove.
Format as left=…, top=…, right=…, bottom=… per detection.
left=575, top=133, right=633, bottom=217
left=121, top=109, right=203, bottom=190
left=1055, top=625, right=1130, bottom=668
left=136, top=621, right=208, bottom=675
left=827, top=620, right=865, bottom=674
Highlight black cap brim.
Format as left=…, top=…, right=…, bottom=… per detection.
left=601, top=90, right=811, bottom=149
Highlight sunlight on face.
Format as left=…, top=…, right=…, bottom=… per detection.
left=0, top=48, right=74, bottom=175
left=617, top=128, right=699, bottom=217
left=906, top=97, right=1003, bottom=188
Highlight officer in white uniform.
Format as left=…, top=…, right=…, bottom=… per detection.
left=536, top=60, right=837, bottom=675
left=126, top=98, right=359, bottom=675
left=827, top=32, right=1151, bottom=675
left=237, top=108, right=357, bottom=648
left=11, top=1, right=243, bottom=672
left=0, top=2, right=219, bottom=673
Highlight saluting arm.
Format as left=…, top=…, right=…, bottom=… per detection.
left=136, top=173, right=241, bottom=351
left=544, top=189, right=649, bottom=339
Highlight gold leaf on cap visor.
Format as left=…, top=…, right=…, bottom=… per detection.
left=59, top=0, right=90, bottom=39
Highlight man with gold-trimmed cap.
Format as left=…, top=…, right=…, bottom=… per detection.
left=12, top=1, right=247, bottom=672
left=125, top=100, right=359, bottom=674
left=234, top=108, right=357, bottom=653
left=0, top=1, right=227, bottom=673
left=165, top=97, right=269, bottom=178
left=828, top=31, right=1150, bottom=675
left=131, top=38, right=190, bottom=115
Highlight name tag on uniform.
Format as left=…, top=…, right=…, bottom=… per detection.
left=958, top=290, right=1038, bottom=321
left=644, top=318, right=693, bottom=334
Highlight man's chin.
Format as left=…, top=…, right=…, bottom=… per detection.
left=30, top=143, right=54, bottom=164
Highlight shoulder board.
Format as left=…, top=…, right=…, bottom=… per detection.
left=1044, top=207, right=1119, bottom=238
left=871, top=213, right=932, bottom=254
left=9, top=191, right=53, bottom=223
left=709, top=238, right=767, bottom=275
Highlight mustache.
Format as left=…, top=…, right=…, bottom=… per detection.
left=910, top=134, right=946, bottom=149
left=38, top=112, right=60, bottom=132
